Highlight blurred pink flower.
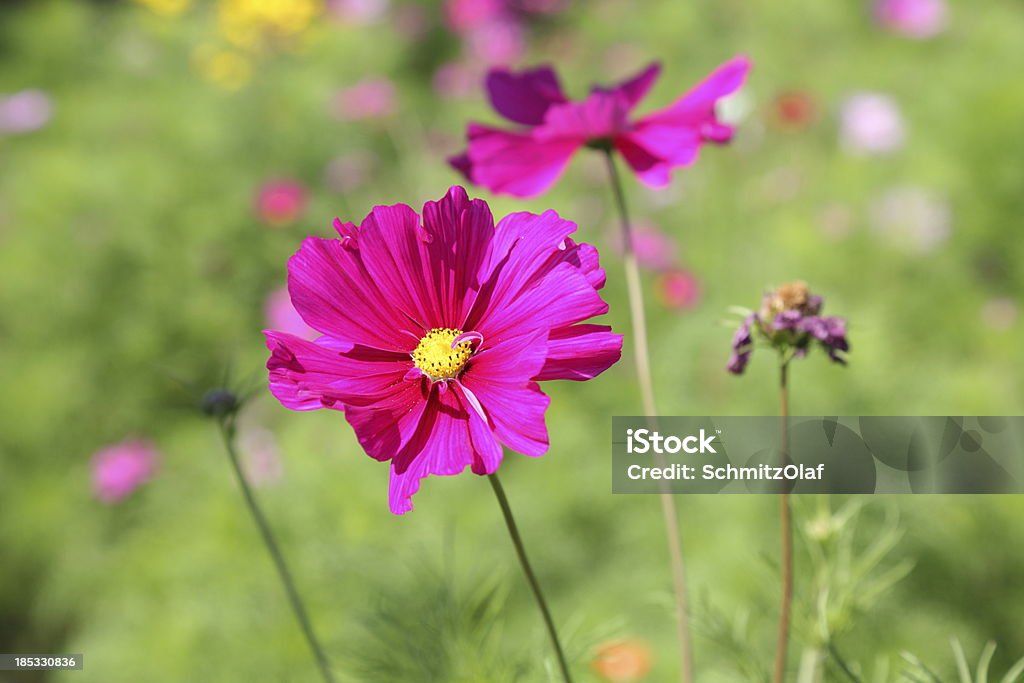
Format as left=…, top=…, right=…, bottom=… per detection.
left=91, top=439, right=159, bottom=503
left=324, top=151, right=376, bottom=193
left=656, top=268, right=701, bottom=310
left=255, top=179, right=308, bottom=226
left=614, top=223, right=677, bottom=272
left=265, top=286, right=316, bottom=339
left=434, top=62, right=481, bottom=100
left=466, top=19, right=527, bottom=65
left=445, top=0, right=505, bottom=32
left=451, top=56, right=751, bottom=197
left=331, top=78, right=397, bottom=121
left=0, top=90, right=52, bottom=134
left=874, top=0, right=947, bottom=38
left=326, top=0, right=389, bottom=24
left=240, top=428, right=285, bottom=487
left=839, top=93, right=906, bottom=155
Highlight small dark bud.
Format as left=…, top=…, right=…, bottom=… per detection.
left=201, top=388, right=240, bottom=419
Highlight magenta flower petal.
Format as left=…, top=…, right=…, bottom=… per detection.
left=386, top=386, right=487, bottom=514
left=264, top=330, right=410, bottom=411
left=486, top=65, right=568, bottom=126
left=265, top=187, right=621, bottom=514
left=536, top=324, right=623, bottom=381
left=287, top=236, right=421, bottom=352
left=592, top=62, right=661, bottom=111
left=640, top=55, right=751, bottom=130
left=450, top=123, right=581, bottom=197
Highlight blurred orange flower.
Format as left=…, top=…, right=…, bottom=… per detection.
left=591, top=639, right=653, bottom=682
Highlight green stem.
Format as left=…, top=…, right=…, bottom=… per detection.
left=603, top=148, right=694, bottom=683
left=827, top=641, right=864, bottom=683
left=488, top=473, right=573, bottom=683
left=774, top=361, right=793, bottom=683
left=217, top=418, right=337, bottom=683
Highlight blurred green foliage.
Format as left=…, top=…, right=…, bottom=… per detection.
left=1, top=0, right=1023, bottom=681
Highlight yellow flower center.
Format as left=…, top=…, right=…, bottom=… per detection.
left=412, top=328, right=473, bottom=382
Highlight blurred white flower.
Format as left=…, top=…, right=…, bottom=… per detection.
left=980, top=298, right=1018, bottom=332
left=240, top=427, right=284, bottom=487
left=870, top=185, right=951, bottom=253
left=840, top=93, right=906, bottom=155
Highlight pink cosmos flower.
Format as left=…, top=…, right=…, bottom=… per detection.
left=264, top=186, right=622, bottom=514
left=450, top=56, right=751, bottom=197
left=874, top=0, right=947, bottom=39
left=91, top=439, right=159, bottom=503
left=255, top=179, right=308, bottom=226
left=331, top=78, right=397, bottom=121
left=265, top=286, right=317, bottom=339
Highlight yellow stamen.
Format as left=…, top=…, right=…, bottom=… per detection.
left=411, top=328, right=473, bottom=382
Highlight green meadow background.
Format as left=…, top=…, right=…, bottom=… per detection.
left=2, top=0, right=1023, bottom=681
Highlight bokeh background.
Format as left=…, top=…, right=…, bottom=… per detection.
left=2, top=0, right=1023, bottom=681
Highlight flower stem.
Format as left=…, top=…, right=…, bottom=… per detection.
left=774, top=361, right=793, bottom=683
left=488, top=473, right=573, bottom=683
left=602, top=149, right=694, bottom=683
left=217, top=418, right=337, bottom=683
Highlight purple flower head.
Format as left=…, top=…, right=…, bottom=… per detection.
left=264, top=186, right=622, bottom=514
left=726, top=281, right=849, bottom=374
left=450, top=56, right=752, bottom=197
left=91, top=439, right=159, bottom=503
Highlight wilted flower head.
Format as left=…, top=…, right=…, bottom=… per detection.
left=839, top=93, right=906, bottom=155
left=254, top=179, right=307, bottom=226
left=727, top=281, right=849, bottom=374
left=874, top=0, right=947, bottom=39
left=0, top=90, right=52, bottom=134
left=450, top=56, right=751, bottom=197
left=591, top=639, right=653, bottom=683
left=264, top=186, right=622, bottom=513
left=91, top=439, right=159, bottom=503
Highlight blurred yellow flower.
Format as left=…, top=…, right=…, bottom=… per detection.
left=217, top=0, right=320, bottom=49
left=131, top=0, right=191, bottom=16
left=193, top=46, right=253, bottom=91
